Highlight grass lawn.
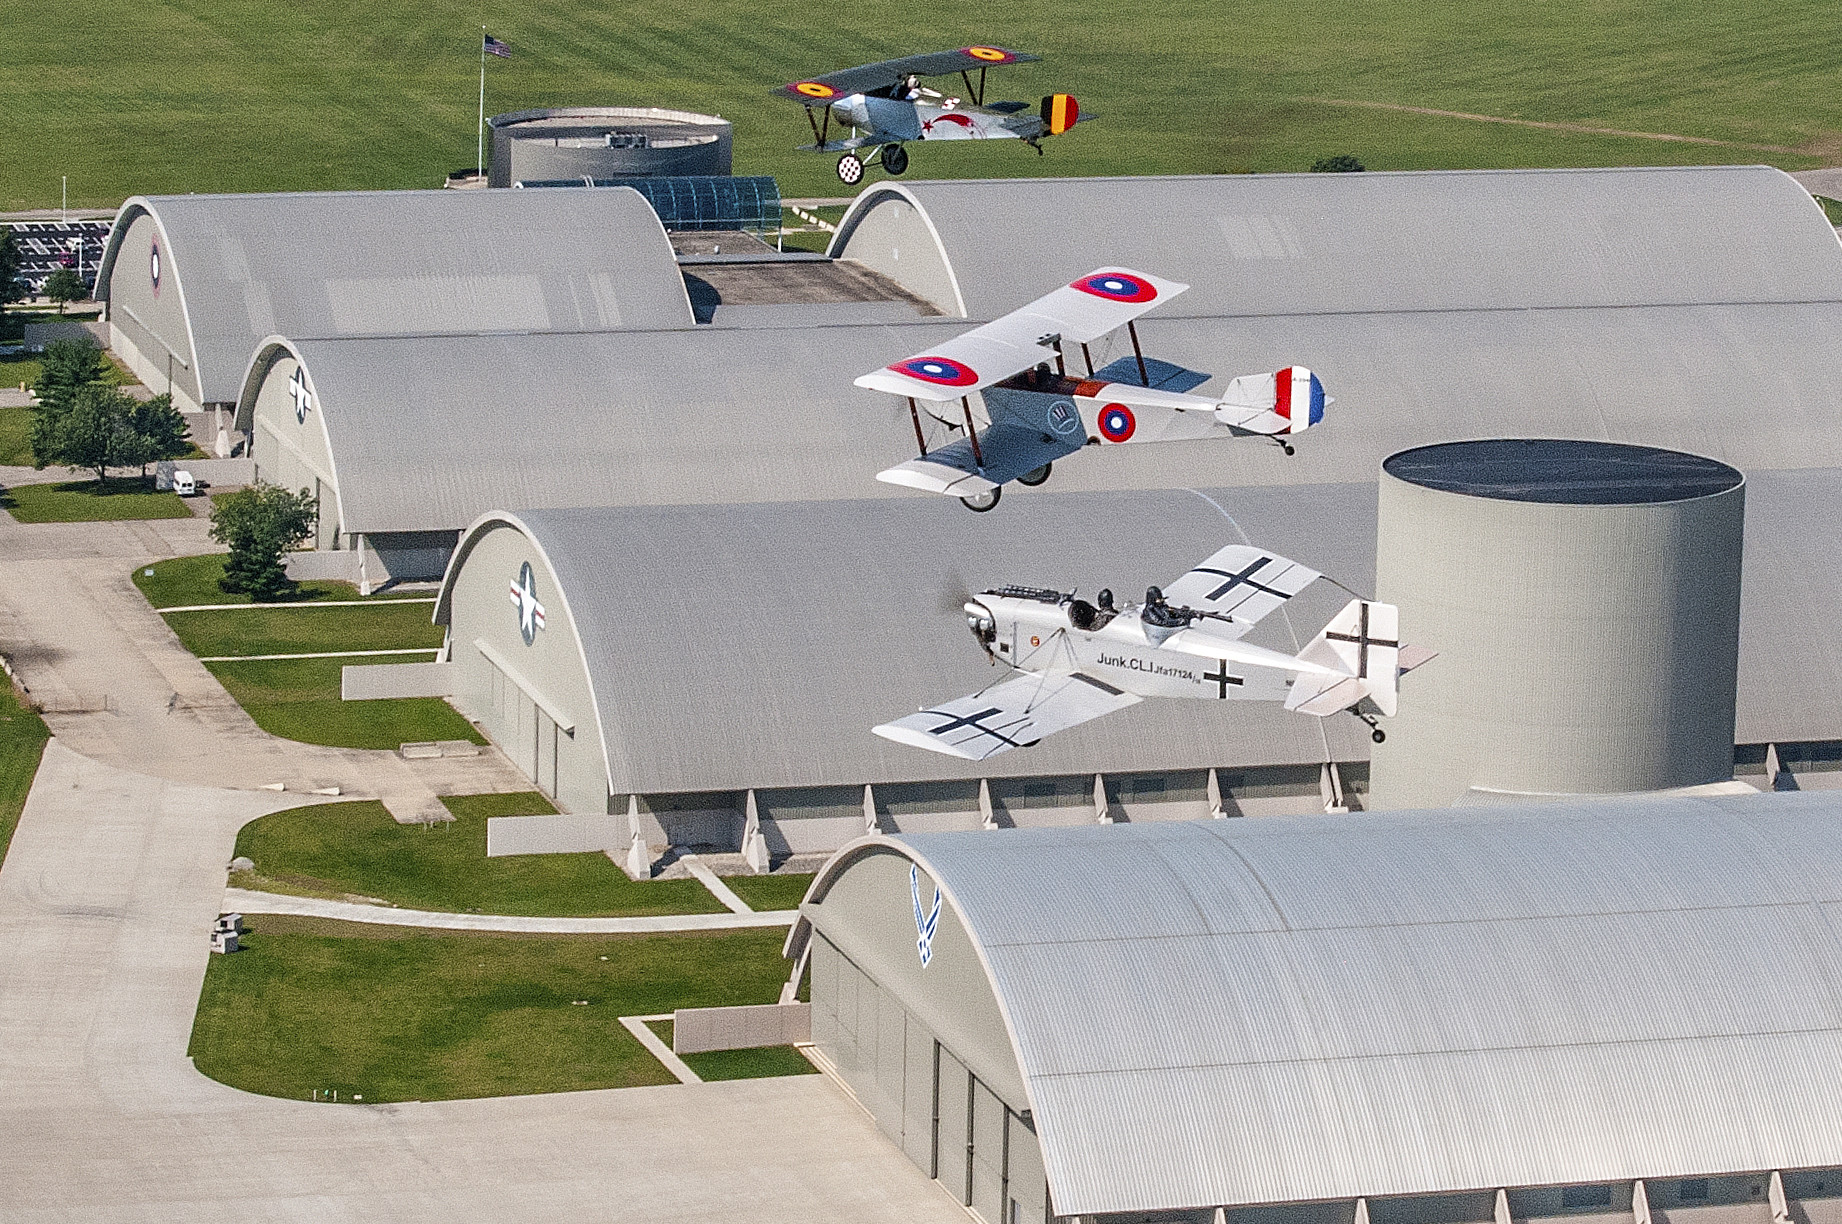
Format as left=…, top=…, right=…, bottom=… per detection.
left=132, top=553, right=429, bottom=607
left=231, top=797, right=721, bottom=916
left=164, top=601, right=444, bottom=657
left=2, top=477, right=191, bottom=523
left=0, top=407, right=31, bottom=467
left=208, top=656, right=481, bottom=749
left=0, top=681, right=51, bottom=868
left=683, top=1044, right=816, bottom=1081
left=723, top=872, right=816, bottom=912
left=4, top=0, right=1841, bottom=209
left=189, top=916, right=795, bottom=1101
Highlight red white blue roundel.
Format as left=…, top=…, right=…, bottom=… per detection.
left=892, top=356, right=979, bottom=387
left=1072, top=272, right=1156, bottom=304
left=1099, top=404, right=1136, bottom=442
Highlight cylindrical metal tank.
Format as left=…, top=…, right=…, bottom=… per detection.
left=487, top=107, right=732, bottom=187
left=1368, top=439, right=1745, bottom=810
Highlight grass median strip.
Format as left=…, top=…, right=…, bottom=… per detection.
left=134, top=553, right=430, bottom=607
left=164, top=600, right=443, bottom=657
left=3, top=478, right=191, bottom=523
left=207, top=656, right=481, bottom=749
left=231, top=796, right=722, bottom=917
left=722, top=872, right=817, bottom=913
left=0, top=680, right=51, bottom=869
left=189, top=916, right=795, bottom=1102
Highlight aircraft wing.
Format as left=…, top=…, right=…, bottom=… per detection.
left=776, top=47, right=1040, bottom=104
left=874, top=670, right=1140, bottom=761
left=855, top=267, right=1189, bottom=402
left=877, top=418, right=1085, bottom=495
left=1160, top=545, right=1322, bottom=629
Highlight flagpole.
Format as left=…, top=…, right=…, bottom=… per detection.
left=477, top=26, right=486, bottom=180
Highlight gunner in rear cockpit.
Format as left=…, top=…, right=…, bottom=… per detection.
left=1140, top=585, right=1190, bottom=628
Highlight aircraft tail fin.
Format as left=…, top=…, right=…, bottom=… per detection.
left=1216, top=366, right=1331, bottom=435
left=1284, top=599, right=1403, bottom=717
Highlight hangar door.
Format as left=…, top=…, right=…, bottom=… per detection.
left=484, top=654, right=563, bottom=799
left=809, top=935, right=1046, bottom=1224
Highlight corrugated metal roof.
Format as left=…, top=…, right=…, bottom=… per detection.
left=807, top=792, right=1842, bottom=1213
left=97, top=187, right=692, bottom=402
left=833, top=165, right=1842, bottom=320
left=453, top=489, right=1380, bottom=794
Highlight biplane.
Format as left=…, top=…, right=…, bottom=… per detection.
left=856, top=268, right=1333, bottom=511
left=775, top=46, right=1085, bottom=184
left=874, top=545, right=1434, bottom=761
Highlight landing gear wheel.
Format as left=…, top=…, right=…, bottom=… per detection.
left=836, top=154, right=864, bottom=185
left=1281, top=442, right=1296, bottom=456
left=1017, top=462, right=1052, bottom=487
left=1371, top=728, right=1387, bottom=744
left=879, top=144, right=909, bottom=175
left=959, top=487, right=1002, bottom=513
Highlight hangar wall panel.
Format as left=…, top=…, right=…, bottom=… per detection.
left=248, top=354, right=343, bottom=549
left=445, top=521, right=607, bottom=815
left=104, top=212, right=202, bottom=409
left=830, top=191, right=961, bottom=315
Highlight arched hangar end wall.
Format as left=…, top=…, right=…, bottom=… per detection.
left=437, top=515, right=610, bottom=816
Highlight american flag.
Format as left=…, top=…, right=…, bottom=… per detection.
left=484, top=33, right=511, bottom=57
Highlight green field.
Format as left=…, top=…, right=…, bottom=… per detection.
left=0, top=407, right=30, bottom=467
left=207, top=655, right=481, bottom=749
left=189, top=917, right=796, bottom=1101
left=4, top=0, right=1840, bottom=210
left=232, top=796, right=722, bottom=916
left=0, top=681, right=51, bottom=868
left=1, top=478, right=192, bottom=523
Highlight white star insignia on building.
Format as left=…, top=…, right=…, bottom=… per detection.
left=509, top=561, right=546, bottom=645
left=288, top=367, right=313, bottom=425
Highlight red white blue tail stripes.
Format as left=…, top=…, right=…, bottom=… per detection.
left=1271, top=367, right=1326, bottom=433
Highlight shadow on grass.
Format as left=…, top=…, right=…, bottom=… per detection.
left=2, top=476, right=192, bottom=523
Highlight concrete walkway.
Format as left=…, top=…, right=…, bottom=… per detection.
left=0, top=742, right=964, bottom=1222
left=223, top=886, right=798, bottom=932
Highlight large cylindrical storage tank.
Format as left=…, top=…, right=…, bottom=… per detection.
left=1368, top=439, right=1745, bottom=810
left=487, top=107, right=732, bottom=187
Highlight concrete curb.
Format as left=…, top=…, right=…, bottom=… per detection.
left=223, top=887, right=798, bottom=933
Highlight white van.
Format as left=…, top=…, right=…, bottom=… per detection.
left=172, top=470, right=197, bottom=496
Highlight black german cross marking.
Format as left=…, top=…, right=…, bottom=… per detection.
left=1203, top=660, right=1244, bottom=698
left=1194, top=556, right=1288, bottom=604
left=1323, top=603, right=1400, bottom=678
left=925, top=706, right=1029, bottom=748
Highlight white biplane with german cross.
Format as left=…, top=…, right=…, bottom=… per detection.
left=856, top=268, right=1332, bottom=512
left=874, top=545, right=1433, bottom=759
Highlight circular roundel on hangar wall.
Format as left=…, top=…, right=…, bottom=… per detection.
left=510, top=559, right=547, bottom=646
left=892, top=356, right=979, bottom=387
left=149, top=241, right=161, bottom=297
left=1072, top=272, right=1157, bottom=304
left=1099, top=404, right=1136, bottom=442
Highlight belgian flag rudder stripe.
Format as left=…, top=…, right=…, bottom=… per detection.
left=1041, top=94, right=1079, bottom=136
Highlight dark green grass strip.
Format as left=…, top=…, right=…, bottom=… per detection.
left=188, top=917, right=791, bottom=1101
left=231, top=797, right=723, bottom=917
left=163, top=601, right=443, bottom=657
left=0, top=681, right=51, bottom=868
left=2, top=479, right=190, bottom=523
left=133, top=553, right=430, bottom=608
left=722, top=872, right=817, bottom=913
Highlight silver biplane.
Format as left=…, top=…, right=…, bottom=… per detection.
left=776, top=46, right=1085, bottom=184
left=875, top=544, right=1433, bottom=760
left=857, top=268, right=1332, bottom=511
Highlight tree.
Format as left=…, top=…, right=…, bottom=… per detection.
left=210, top=484, right=318, bottom=601
left=1310, top=154, right=1366, bottom=173
left=121, top=393, right=193, bottom=478
left=30, top=339, right=110, bottom=469
left=42, top=267, right=84, bottom=314
left=0, top=226, right=22, bottom=311
left=52, top=383, right=131, bottom=486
